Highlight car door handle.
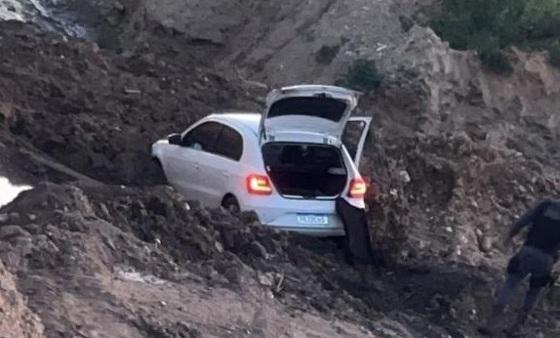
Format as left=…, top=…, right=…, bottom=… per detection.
left=221, top=170, right=230, bottom=177
left=193, top=163, right=200, bottom=170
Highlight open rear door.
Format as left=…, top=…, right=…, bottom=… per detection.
left=259, top=85, right=360, bottom=144
left=342, top=116, right=372, bottom=168
left=338, top=116, right=374, bottom=264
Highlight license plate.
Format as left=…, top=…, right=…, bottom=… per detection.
left=296, top=214, right=329, bottom=225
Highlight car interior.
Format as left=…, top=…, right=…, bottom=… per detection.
left=262, top=143, right=347, bottom=198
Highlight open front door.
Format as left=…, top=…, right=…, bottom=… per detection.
left=342, top=116, right=372, bottom=168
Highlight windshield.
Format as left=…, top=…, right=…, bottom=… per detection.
left=267, top=97, right=348, bottom=121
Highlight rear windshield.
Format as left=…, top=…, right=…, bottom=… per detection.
left=268, top=97, right=347, bottom=122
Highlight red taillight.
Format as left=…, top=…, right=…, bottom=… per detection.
left=246, top=174, right=273, bottom=195
left=348, top=178, right=367, bottom=199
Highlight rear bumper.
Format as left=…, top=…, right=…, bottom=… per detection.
left=242, top=195, right=346, bottom=237
left=269, top=225, right=345, bottom=237
left=265, top=214, right=346, bottom=236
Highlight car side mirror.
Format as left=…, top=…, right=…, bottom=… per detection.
left=168, top=133, right=182, bottom=145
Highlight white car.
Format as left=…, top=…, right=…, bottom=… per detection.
left=152, top=85, right=371, bottom=236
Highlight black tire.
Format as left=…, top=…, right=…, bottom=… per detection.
left=222, top=195, right=240, bottom=214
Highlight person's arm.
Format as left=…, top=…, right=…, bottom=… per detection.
left=508, top=200, right=550, bottom=239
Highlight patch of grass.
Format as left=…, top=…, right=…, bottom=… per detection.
left=315, top=45, right=340, bottom=65
left=336, top=59, right=384, bottom=92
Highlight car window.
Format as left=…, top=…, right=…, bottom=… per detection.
left=214, top=125, right=243, bottom=161
left=342, top=119, right=368, bottom=161
left=181, top=122, right=223, bottom=152
left=268, top=97, right=347, bottom=122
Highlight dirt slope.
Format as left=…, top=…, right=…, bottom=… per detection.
left=1, top=0, right=560, bottom=337
left=3, top=182, right=558, bottom=338
left=39, top=0, right=560, bottom=266
left=1, top=183, right=386, bottom=337
left=43, top=0, right=426, bottom=85
left=0, top=21, right=262, bottom=185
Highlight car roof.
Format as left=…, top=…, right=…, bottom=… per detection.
left=207, top=113, right=262, bottom=135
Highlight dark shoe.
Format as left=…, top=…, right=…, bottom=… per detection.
left=505, top=310, right=528, bottom=335
left=477, top=326, right=497, bottom=336
left=478, top=306, right=505, bottom=336
left=504, top=321, right=527, bottom=337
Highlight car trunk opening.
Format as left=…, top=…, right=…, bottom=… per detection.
left=262, top=143, right=347, bottom=198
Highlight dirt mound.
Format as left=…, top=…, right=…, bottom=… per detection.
left=0, top=21, right=262, bottom=186
left=358, top=26, right=560, bottom=268
left=1, top=183, right=558, bottom=337
left=0, top=183, right=382, bottom=337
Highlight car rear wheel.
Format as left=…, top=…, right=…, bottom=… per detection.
left=222, top=195, right=240, bottom=214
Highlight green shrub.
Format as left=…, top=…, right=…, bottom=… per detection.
left=549, top=42, right=560, bottom=68
left=431, top=0, right=560, bottom=71
left=315, top=45, right=340, bottom=65
left=480, top=49, right=513, bottom=75
left=336, top=59, right=384, bottom=92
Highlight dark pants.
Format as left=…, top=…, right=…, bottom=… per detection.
left=335, top=197, right=374, bottom=265
left=490, top=246, right=554, bottom=327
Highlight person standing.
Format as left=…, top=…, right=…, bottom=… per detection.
left=479, top=199, right=560, bottom=335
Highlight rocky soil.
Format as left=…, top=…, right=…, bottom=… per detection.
left=30, top=0, right=560, bottom=266
left=1, top=0, right=560, bottom=337
left=0, top=21, right=263, bottom=185
left=2, top=182, right=558, bottom=337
